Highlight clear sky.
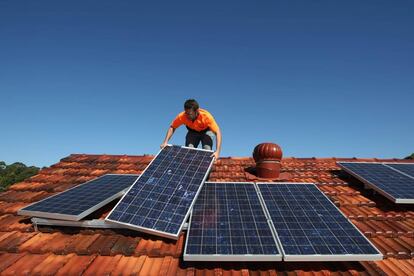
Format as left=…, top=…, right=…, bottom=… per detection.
left=1, top=1, right=413, bottom=167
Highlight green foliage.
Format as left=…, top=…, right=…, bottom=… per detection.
left=405, top=153, right=414, bottom=160
left=0, top=161, right=40, bottom=191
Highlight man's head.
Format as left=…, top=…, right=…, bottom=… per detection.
left=184, top=99, right=199, bottom=121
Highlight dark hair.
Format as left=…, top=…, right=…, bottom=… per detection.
left=184, top=99, right=199, bottom=111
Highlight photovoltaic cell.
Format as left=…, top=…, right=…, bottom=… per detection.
left=257, top=183, right=382, bottom=261
left=184, top=182, right=281, bottom=261
left=386, top=163, right=414, bottom=179
left=18, top=174, right=139, bottom=221
left=106, top=145, right=214, bottom=239
left=338, top=162, right=414, bottom=204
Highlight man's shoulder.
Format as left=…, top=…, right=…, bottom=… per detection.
left=199, top=108, right=213, bottom=116
left=176, top=111, right=186, bottom=118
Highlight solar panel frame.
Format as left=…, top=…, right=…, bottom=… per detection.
left=384, top=163, right=414, bottom=179
left=338, top=162, right=414, bottom=204
left=105, top=145, right=215, bottom=239
left=256, top=182, right=383, bottom=261
left=184, top=182, right=283, bottom=262
left=31, top=217, right=125, bottom=229
left=18, top=174, right=139, bottom=221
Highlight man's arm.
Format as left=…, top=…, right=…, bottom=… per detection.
left=160, top=126, right=175, bottom=148
left=213, top=127, right=222, bottom=160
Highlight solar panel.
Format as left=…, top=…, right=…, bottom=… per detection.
left=338, top=162, right=414, bottom=204
left=184, top=182, right=282, bottom=261
left=385, top=163, right=414, bottom=179
left=106, top=145, right=214, bottom=239
left=18, top=174, right=139, bottom=221
left=257, top=183, right=382, bottom=261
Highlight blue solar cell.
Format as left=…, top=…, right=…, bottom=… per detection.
left=18, top=174, right=139, bottom=221
left=184, top=182, right=281, bottom=261
left=386, top=163, right=414, bottom=178
left=257, top=183, right=382, bottom=261
left=338, top=162, right=414, bottom=203
left=106, top=145, right=214, bottom=239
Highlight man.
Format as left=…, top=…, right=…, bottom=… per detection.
left=160, top=99, right=222, bottom=160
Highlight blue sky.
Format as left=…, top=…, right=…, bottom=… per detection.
left=1, top=1, right=413, bottom=167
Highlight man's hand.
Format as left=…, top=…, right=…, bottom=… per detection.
left=160, top=142, right=167, bottom=149
left=212, top=151, right=220, bottom=160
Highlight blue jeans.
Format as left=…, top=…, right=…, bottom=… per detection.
left=185, top=129, right=215, bottom=150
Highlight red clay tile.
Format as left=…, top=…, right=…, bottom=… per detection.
left=0, top=214, right=33, bottom=232
left=359, top=261, right=383, bottom=275
left=0, top=231, right=17, bottom=244
left=0, top=190, right=50, bottom=203
left=86, top=234, right=120, bottom=255
left=18, top=232, right=48, bottom=253
left=8, top=181, right=52, bottom=192
left=371, top=236, right=413, bottom=259
left=0, top=201, right=27, bottom=214
left=18, top=232, right=73, bottom=254
left=332, top=194, right=376, bottom=207
left=110, top=235, right=140, bottom=256
left=374, top=259, right=410, bottom=275
left=134, top=237, right=151, bottom=256
left=0, top=253, right=50, bottom=275
left=31, top=232, right=74, bottom=254
left=164, top=257, right=184, bottom=276
left=137, top=256, right=164, bottom=276
left=158, top=256, right=176, bottom=276
left=111, top=169, right=141, bottom=175
left=0, top=231, right=36, bottom=252
left=31, top=253, right=74, bottom=275
left=82, top=255, right=122, bottom=275
left=64, top=233, right=101, bottom=255
left=111, top=255, right=147, bottom=275
left=0, top=252, right=27, bottom=273
left=385, top=258, right=414, bottom=275
left=318, top=185, right=360, bottom=196
left=55, top=254, right=96, bottom=275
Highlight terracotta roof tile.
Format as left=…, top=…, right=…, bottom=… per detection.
left=86, top=234, right=120, bottom=255
left=18, top=232, right=56, bottom=253
left=8, top=181, right=52, bottom=192
left=16, top=231, right=74, bottom=255
left=111, top=255, right=147, bottom=275
left=137, top=256, right=163, bottom=275
left=371, top=236, right=414, bottom=259
left=31, top=253, right=74, bottom=275
left=0, top=201, right=28, bottom=214
left=341, top=206, right=413, bottom=221
left=28, top=232, right=75, bottom=255
left=373, top=258, right=414, bottom=275
left=331, top=194, right=376, bottom=207
left=82, top=255, right=123, bottom=275
left=0, top=190, right=50, bottom=203
left=0, top=231, right=16, bottom=244
left=0, top=252, right=27, bottom=272
left=63, top=233, right=101, bottom=255
left=0, top=253, right=51, bottom=275
left=0, top=214, right=33, bottom=232
left=0, top=231, right=36, bottom=252
left=55, top=254, right=97, bottom=275
left=318, top=185, right=360, bottom=196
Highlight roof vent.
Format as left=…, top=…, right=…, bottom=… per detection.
left=253, top=143, right=282, bottom=178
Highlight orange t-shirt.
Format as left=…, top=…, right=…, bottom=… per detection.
left=171, top=108, right=219, bottom=133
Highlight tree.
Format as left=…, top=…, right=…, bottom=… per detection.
left=0, top=161, right=40, bottom=191
left=405, top=153, right=414, bottom=160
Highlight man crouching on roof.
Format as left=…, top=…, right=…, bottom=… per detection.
left=160, top=99, right=222, bottom=160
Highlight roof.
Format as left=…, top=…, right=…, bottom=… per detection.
left=0, top=153, right=413, bottom=275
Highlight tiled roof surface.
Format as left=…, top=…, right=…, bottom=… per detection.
left=0, top=153, right=413, bottom=275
